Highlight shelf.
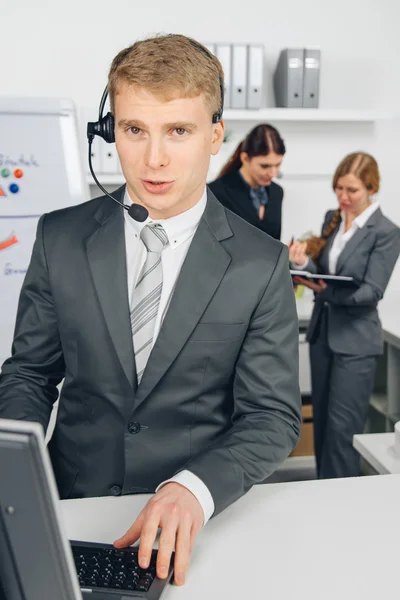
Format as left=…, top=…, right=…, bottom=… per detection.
left=85, top=107, right=391, bottom=187
left=221, top=108, right=391, bottom=122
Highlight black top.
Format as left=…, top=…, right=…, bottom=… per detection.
left=208, top=169, right=283, bottom=240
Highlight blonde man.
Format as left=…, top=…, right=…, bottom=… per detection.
left=0, top=34, right=301, bottom=585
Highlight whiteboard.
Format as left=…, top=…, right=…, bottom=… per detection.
left=0, top=97, right=89, bottom=366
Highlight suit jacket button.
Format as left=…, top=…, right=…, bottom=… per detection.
left=108, top=485, right=122, bottom=496
left=128, top=422, right=141, bottom=434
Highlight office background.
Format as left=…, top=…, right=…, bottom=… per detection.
left=2, top=0, right=400, bottom=291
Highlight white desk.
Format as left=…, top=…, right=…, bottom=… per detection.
left=62, top=475, right=400, bottom=600
left=353, top=433, right=400, bottom=474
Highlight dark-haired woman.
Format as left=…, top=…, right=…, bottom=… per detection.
left=289, top=152, right=400, bottom=479
left=209, top=124, right=286, bottom=240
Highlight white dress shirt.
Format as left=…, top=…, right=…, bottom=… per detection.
left=123, top=187, right=215, bottom=525
left=328, top=202, right=380, bottom=274
left=292, top=202, right=380, bottom=273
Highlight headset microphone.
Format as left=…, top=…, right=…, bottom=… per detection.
left=87, top=83, right=148, bottom=222
left=86, top=138, right=148, bottom=222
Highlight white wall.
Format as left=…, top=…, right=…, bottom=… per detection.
left=3, top=0, right=399, bottom=110
left=3, top=0, right=400, bottom=288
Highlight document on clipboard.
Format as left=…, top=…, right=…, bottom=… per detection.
left=290, top=270, right=360, bottom=289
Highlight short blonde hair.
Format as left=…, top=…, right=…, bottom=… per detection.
left=108, top=34, right=224, bottom=118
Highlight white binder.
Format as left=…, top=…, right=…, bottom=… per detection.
left=88, top=135, right=102, bottom=174
left=203, top=43, right=215, bottom=56
left=247, top=45, right=264, bottom=109
left=231, top=44, right=247, bottom=109
left=100, top=139, right=119, bottom=174
left=81, top=107, right=102, bottom=174
left=303, top=48, right=321, bottom=108
left=215, top=44, right=232, bottom=109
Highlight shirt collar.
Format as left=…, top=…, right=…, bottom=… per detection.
left=238, top=169, right=261, bottom=191
left=340, top=201, right=380, bottom=230
left=123, top=187, right=207, bottom=248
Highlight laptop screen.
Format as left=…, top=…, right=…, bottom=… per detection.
left=0, top=419, right=82, bottom=600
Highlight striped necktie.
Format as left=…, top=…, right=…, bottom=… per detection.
left=131, top=223, right=169, bottom=383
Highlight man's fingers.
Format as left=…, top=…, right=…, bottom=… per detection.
left=137, top=504, right=162, bottom=569
left=155, top=505, right=180, bottom=579
left=114, top=484, right=203, bottom=586
left=173, top=512, right=193, bottom=586
left=113, top=511, right=145, bottom=548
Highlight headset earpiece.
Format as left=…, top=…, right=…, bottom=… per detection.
left=87, top=112, right=115, bottom=144
left=87, top=40, right=224, bottom=145
left=101, top=112, right=115, bottom=143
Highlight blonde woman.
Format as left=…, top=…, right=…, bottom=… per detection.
left=290, top=152, right=400, bottom=479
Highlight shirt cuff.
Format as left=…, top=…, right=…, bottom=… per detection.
left=155, top=470, right=215, bottom=526
left=290, top=258, right=309, bottom=270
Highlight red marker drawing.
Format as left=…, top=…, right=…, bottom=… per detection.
left=0, top=232, right=18, bottom=251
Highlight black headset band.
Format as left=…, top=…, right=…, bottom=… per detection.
left=98, top=41, right=224, bottom=127
left=87, top=41, right=224, bottom=146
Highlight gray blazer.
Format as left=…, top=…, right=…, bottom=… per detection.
left=306, top=208, right=400, bottom=355
left=0, top=187, right=301, bottom=516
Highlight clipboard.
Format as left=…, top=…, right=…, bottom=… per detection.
left=290, top=270, right=360, bottom=289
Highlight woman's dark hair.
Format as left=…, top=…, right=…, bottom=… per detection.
left=217, top=123, right=286, bottom=178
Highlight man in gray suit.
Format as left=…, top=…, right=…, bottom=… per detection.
left=0, top=34, right=301, bottom=585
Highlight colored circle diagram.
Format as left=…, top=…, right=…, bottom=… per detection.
left=0, top=167, right=23, bottom=196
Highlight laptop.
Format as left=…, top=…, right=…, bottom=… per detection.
left=0, top=419, right=174, bottom=599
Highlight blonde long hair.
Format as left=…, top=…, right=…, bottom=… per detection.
left=305, top=152, right=380, bottom=261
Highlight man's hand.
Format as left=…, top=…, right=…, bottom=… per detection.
left=113, top=482, right=204, bottom=586
left=293, top=276, right=327, bottom=294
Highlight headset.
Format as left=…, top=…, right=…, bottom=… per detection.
left=87, top=41, right=224, bottom=222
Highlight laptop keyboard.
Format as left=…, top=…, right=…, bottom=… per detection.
left=71, top=541, right=160, bottom=593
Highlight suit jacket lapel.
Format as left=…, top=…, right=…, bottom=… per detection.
left=86, top=187, right=137, bottom=392
left=335, top=208, right=381, bottom=274
left=134, top=191, right=233, bottom=408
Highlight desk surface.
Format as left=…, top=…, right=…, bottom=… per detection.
left=353, top=433, right=400, bottom=474
left=62, top=475, right=400, bottom=600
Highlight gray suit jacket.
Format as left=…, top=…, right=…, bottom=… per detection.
left=0, top=187, right=301, bottom=515
left=306, top=208, right=400, bottom=355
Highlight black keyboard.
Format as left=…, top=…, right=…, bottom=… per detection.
left=71, top=540, right=173, bottom=598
